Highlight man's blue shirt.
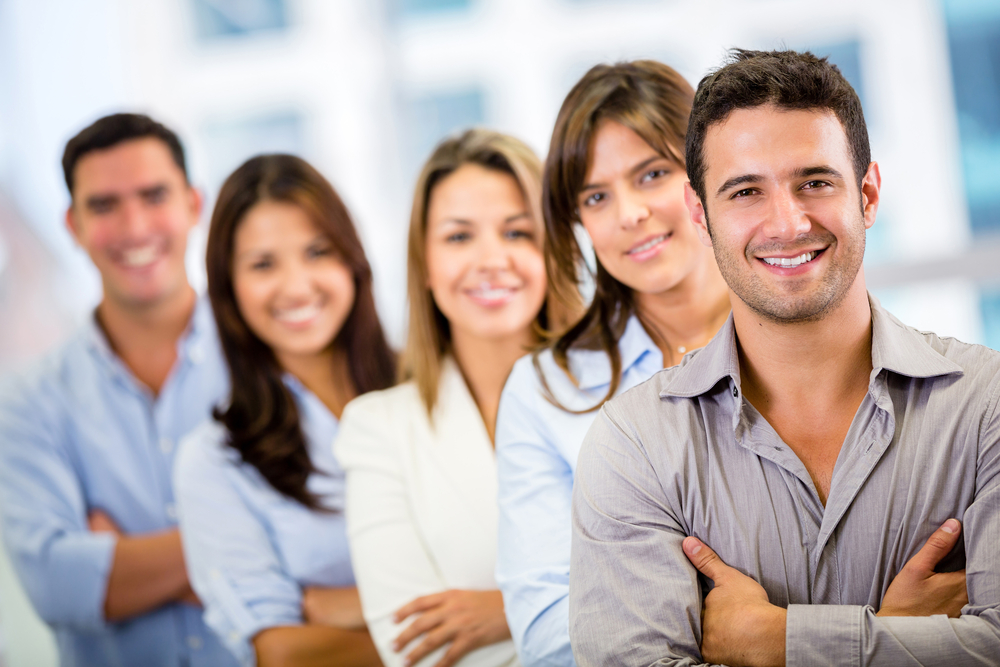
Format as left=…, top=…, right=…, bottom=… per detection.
left=0, top=297, right=239, bottom=667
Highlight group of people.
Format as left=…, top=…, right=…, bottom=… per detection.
left=0, top=47, right=997, bottom=667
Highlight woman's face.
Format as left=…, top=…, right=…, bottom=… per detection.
left=232, top=200, right=356, bottom=369
left=577, top=119, right=707, bottom=296
left=425, top=163, right=547, bottom=346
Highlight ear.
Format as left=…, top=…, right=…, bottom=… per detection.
left=65, top=205, right=83, bottom=246
left=684, top=182, right=713, bottom=248
left=860, top=161, right=881, bottom=231
left=186, top=185, right=204, bottom=229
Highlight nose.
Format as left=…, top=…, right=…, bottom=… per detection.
left=119, top=196, right=152, bottom=238
left=476, top=232, right=515, bottom=275
left=760, top=187, right=811, bottom=240
left=617, top=188, right=651, bottom=230
left=278, top=259, right=315, bottom=300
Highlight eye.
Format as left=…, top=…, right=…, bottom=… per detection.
left=307, top=243, right=335, bottom=259
left=250, top=257, right=273, bottom=271
left=446, top=231, right=470, bottom=243
left=801, top=180, right=829, bottom=190
left=142, top=187, right=168, bottom=205
left=731, top=188, right=757, bottom=199
left=639, top=169, right=669, bottom=184
left=582, top=192, right=605, bottom=207
left=504, top=229, right=534, bottom=241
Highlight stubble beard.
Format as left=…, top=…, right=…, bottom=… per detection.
left=707, top=215, right=866, bottom=325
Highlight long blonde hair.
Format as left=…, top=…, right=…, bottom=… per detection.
left=402, top=128, right=579, bottom=415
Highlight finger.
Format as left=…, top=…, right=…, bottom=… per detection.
left=906, top=519, right=962, bottom=575
left=682, top=536, right=732, bottom=584
left=393, top=610, right=445, bottom=652
left=404, top=626, right=455, bottom=667
left=434, top=636, right=474, bottom=667
left=395, top=592, right=446, bottom=622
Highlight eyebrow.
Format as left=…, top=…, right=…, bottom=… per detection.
left=85, top=193, right=119, bottom=210
left=504, top=212, right=530, bottom=223
left=715, top=165, right=847, bottom=197
left=580, top=155, right=663, bottom=192
left=138, top=184, right=169, bottom=198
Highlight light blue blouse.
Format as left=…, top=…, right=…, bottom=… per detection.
left=174, top=377, right=354, bottom=667
left=494, top=315, right=662, bottom=667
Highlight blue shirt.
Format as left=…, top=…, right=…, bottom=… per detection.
left=495, top=316, right=662, bottom=667
left=174, top=376, right=354, bottom=667
left=0, top=297, right=237, bottom=667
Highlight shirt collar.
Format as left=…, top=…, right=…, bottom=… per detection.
left=84, top=294, right=216, bottom=380
left=658, top=292, right=963, bottom=401
left=574, top=314, right=662, bottom=390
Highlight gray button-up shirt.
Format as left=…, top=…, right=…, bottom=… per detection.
left=569, top=297, right=1000, bottom=666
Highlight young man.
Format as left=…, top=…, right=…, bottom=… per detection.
left=568, top=50, right=999, bottom=666
left=0, top=114, right=238, bottom=666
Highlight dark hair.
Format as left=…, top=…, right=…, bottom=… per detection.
left=686, top=48, right=870, bottom=205
left=62, top=113, right=188, bottom=195
left=207, top=154, right=396, bottom=510
left=540, top=60, right=694, bottom=412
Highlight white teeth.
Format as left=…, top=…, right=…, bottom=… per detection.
left=762, top=251, right=817, bottom=268
left=628, top=234, right=669, bottom=255
left=121, top=245, right=158, bottom=268
left=470, top=287, right=515, bottom=301
left=275, top=303, right=320, bottom=324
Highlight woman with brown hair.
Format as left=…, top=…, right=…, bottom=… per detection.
left=174, top=154, right=393, bottom=667
left=494, top=61, right=732, bottom=666
left=335, top=129, right=567, bottom=667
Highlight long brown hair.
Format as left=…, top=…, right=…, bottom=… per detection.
left=402, top=128, right=579, bottom=415
left=206, top=154, right=395, bottom=509
left=540, top=60, right=694, bottom=412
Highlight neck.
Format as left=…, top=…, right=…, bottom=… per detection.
left=277, top=345, right=355, bottom=420
left=734, top=275, right=873, bottom=412
left=96, top=283, right=197, bottom=395
left=635, top=255, right=731, bottom=367
left=450, top=327, right=536, bottom=444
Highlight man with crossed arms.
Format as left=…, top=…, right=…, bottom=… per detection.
left=569, top=49, right=998, bottom=666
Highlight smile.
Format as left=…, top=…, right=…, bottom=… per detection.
left=760, top=251, right=820, bottom=268
left=274, top=302, right=321, bottom=325
left=627, top=233, right=671, bottom=256
left=114, top=242, right=164, bottom=269
left=467, top=284, right=518, bottom=306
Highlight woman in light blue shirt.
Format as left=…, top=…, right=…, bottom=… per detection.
left=174, top=154, right=394, bottom=667
left=494, top=61, right=733, bottom=666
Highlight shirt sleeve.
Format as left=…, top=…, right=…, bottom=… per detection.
left=334, top=396, right=452, bottom=667
left=174, top=427, right=303, bottom=667
left=569, top=404, right=715, bottom=667
left=785, top=378, right=1000, bottom=666
left=494, top=373, right=577, bottom=667
left=0, top=380, right=116, bottom=631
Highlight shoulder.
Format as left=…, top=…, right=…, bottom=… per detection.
left=502, top=347, right=607, bottom=413
left=336, top=382, right=422, bottom=465
left=175, top=419, right=236, bottom=486
left=0, top=331, right=92, bottom=429
left=342, top=381, right=422, bottom=424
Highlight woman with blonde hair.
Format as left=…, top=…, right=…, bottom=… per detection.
left=336, top=128, right=569, bottom=667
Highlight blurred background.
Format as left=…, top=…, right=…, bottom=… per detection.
left=0, top=0, right=998, bottom=663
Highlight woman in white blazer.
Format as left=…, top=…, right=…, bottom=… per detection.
left=335, top=129, right=576, bottom=667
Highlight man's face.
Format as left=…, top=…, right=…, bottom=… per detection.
left=685, top=104, right=879, bottom=323
left=67, top=137, right=201, bottom=310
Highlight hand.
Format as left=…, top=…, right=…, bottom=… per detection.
left=683, top=536, right=786, bottom=667
left=88, top=508, right=123, bottom=536
left=392, top=589, right=510, bottom=667
left=302, top=586, right=367, bottom=631
left=878, top=519, right=967, bottom=618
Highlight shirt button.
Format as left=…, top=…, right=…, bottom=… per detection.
left=166, top=503, right=177, bottom=520
left=733, top=387, right=739, bottom=398
left=187, top=635, right=202, bottom=650
left=159, top=437, right=173, bottom=454
left=189, top=345, right=205, bottom=365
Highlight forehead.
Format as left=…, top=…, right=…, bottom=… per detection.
left=72, top=137, right=185, bottom=197
left=585, top=120, right=661, bottom=181
left=235, top=200, right=322, bottom=251
left=702, top=105, right=852, bottom=187
left=427, top=163, right=526, bottom=222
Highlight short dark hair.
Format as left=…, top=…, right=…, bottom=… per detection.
left=686, top=48, right=870, bottom=204
left=62, top=113, right=188, bottom=195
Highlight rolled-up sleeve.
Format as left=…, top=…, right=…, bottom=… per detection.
left=495, top=380, right=577, bottom=667
left=569, top=404, right=712, bottom=667
left=0, top=383, right=116, bottom=631
left=174, top=426, right=302, bottom=667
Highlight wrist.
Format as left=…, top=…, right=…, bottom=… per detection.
left=751, top=604, right=786, bottom=667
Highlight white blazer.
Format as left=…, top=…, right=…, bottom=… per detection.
left=334, top=357, right=520, bottom=667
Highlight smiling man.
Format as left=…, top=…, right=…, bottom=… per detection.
left=568, top=50, right=1000, bottom=666
left=0, top=114, right=237, bottom=666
